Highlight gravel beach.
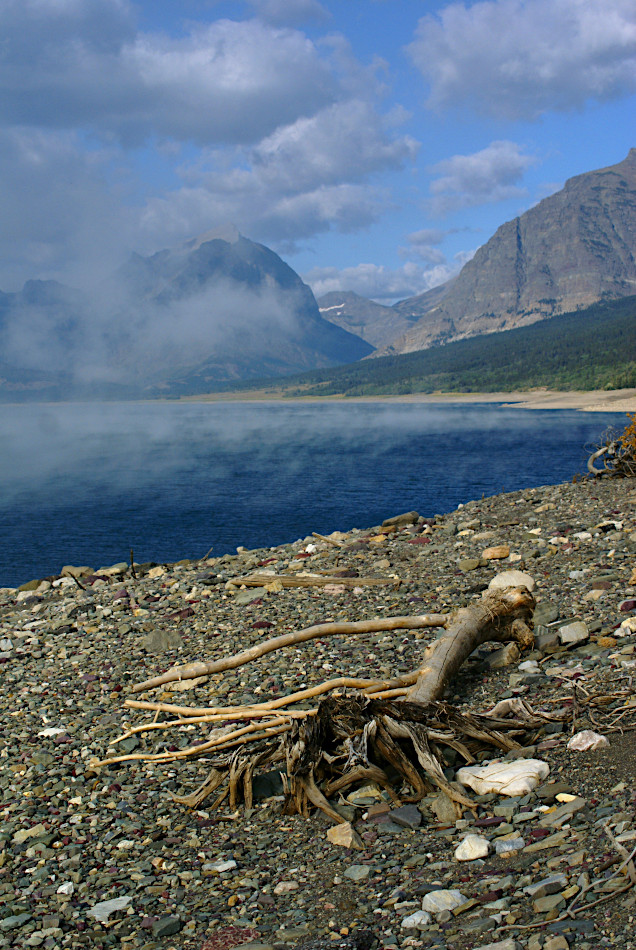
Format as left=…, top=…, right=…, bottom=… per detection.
left=2, top=475, right=636, bottom=950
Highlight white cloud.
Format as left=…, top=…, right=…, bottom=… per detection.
left=138, top=181, right=385, bottom=253
left=409, top=0, right=636, bottom=120
left=304, top=260, right=459, bottom=302
left=0, top=3, right=336, bottom=145
left=428, top=140, right=537, bottom=215
left=402, top=228, right=449, bottom=262
left=0, top=2, right=420, bottom=275
left=407, top=228, right=448, bottom=246
left=252, top=100, right=418, bottom=190
left=137, top=99, right=418, bottom=251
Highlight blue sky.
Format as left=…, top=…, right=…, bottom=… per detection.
left=1, top=0, right=635, bottom=301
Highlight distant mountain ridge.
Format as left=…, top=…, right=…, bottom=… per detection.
left=316, top=290, right=416, bottom=348
left=372, top=148, right=636, bottom=355
left=0, top=231, right=372, bottom=399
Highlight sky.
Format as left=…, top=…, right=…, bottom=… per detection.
left=1, top=0, right=635, bottom=302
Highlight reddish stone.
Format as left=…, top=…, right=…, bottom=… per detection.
left=200, top=927, right=260, bottom=950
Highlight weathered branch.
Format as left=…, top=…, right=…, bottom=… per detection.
left=232, top=572, right=399, bottom=589
left=132, top=614, right=447, bottom=693
left=405, top=587, right=535, bottom=704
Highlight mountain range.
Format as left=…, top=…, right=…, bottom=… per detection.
left=322, top=148, right=636, bottom=357
left=0, top=226, right=371, bottom=398
left=1, top=149, right=634, bottom=399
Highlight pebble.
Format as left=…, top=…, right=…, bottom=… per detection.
left=567, top=730, right=610, bottom=751
left=421, top=889, right=466, bottom=914
left=87, top=896, right=133, bottom=922
left=2, top=475, right=636, bottom=949
left=152, top=915, right=182, bottom=937
left=400, top=910, right=432, bottom=929
left=454, top=834, right=489, bottom=861
left=558, top=620, right=589, bottom=645
left=326, top=822, right=363, bottom=849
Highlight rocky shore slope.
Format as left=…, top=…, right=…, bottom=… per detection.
left=2, top=476, right=636, bottom=950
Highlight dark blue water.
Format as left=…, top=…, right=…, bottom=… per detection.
left=0, top=400, right=623, bottom=588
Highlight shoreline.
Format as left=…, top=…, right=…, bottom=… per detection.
left=184, top=386, right=636, bottom=413
left=1, top=388, right=634, bottom=412
left=2, top=475, right=636, bottom=945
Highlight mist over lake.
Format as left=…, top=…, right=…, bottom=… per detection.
left=0, top=400, right=623, bottom=588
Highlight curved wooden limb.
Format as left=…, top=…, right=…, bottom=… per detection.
left=323, top=764, right=401, bottom=803
left=372, top=721, right=429, bottom=802
left=587, top=444, right=611, bottom=475
left=405, top=587, right=535, bottom=705
left=399, top=720, right=475, bottom=810
left=171, top=767, right=226, bottom=808
left=301, top=772, right=346, bottom=825
left=132, top=614, right=447, bottom=693
left=95, top=721, right=291, bottom=767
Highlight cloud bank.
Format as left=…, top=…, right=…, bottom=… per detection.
left=304, top=259, right=464, bottom=302
left=0, top=0, right=421, bottom=290
left=409, top=0, right=636, bottom=119
left=428, top=141, right=537, bottom=215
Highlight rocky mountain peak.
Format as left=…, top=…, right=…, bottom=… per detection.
left=377, top=148, right=636, bottom=356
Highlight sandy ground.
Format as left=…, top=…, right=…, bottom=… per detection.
left=187, top=387, right=636, bottom=413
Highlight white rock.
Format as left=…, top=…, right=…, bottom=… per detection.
left=455, top=834, right=489, bottom=861
left=274, top=880, right=300, bottom=894
left=518, top=660, right=540, bottom=673
left=457, top=759, right=549, bottom=796
left=421, top=888, right=467, bottom=913
left=558, top=621, right=588, bottom=645
left=488, top=570, right=535, bottom=592
left=38, top=727, right=67, bottom=737
left=87, top=896, right=132, bottom=922
left=401, top=910, right=432, bottom=929
left=494, top=836, right=525, bottom=854
left=56, top=882, right=74, bottom=895
left=567, top=730, right=610, bottom=751
left=472, top=939, right=521, bottom=950
left=209, top=859, right=238, bottom=872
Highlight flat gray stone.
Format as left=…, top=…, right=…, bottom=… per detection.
left=0, top=913, right=32, bottom=931
left=401, top=909, right=432, bottom=929
left=472, top=940, right=521, bottom=950
left=558, top=621, right=588, bottom=646
left=533, top=602, right=560, bottom=625
left=344, top=864, right=371, bottom=881
left=422, top=889, right=466, bottom=914
left=524, top=873, right=569, bottom=899
left=234, top=587, right=268, bottom=605
left=152, top=915, right=182, bottom=937
left=389, top=805, right=422, bottom=829
left=140, top=629, right=182, bottom=653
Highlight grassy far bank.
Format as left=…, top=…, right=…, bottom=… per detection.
left=184, top=294, right=636, bottom=401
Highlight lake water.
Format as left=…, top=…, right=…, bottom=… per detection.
left=0, top=400, right=624, bottom=588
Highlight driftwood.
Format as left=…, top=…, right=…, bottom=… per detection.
left=407, top=587, right=534, bottom=703
left=587, top=417, right=636, bottom=477
left=95, top=584, right=552, bottom=824
left=231, top=572, right=399, bottom=589
left=132, top=614, right=447, bottom=693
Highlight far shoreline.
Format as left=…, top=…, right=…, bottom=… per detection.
left=182, top=386, right=636, bottom=413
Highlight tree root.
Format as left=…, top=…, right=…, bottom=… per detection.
left=97, top=585, right=547, bottom=822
